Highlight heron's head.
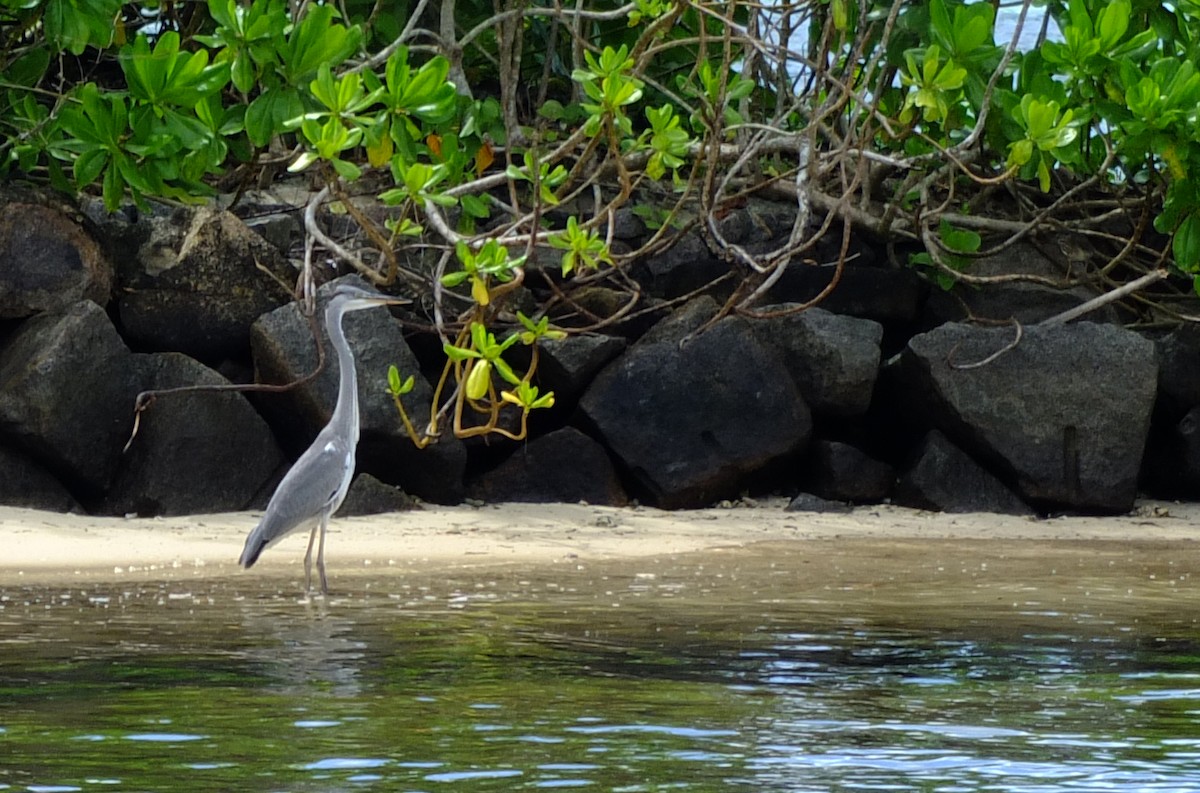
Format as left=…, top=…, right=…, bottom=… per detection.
left=328, top=283, right=411, bottom=313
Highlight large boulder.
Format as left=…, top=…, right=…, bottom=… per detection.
left=0, top=442, right=82, bottom=512
left=579, top=306, right=811, bottom=508
left=895, top=430, right=1033, bottom=515
left=804, top=440, right=894, bottom=503
left=534, top=333, right=627, bottom=408
left=469, top=426, right=628, bottom=505
left=754, top=306, right=883, bottom=417
left=251, top=275, right=466, bottom=503
left=764, top=262, right=926, bottom=324
left=897, top=321, right=1157, bottom=512
left=104, top=353, right=286, bottom=515
left=115, top=207, right=294, bottom=360
left=0, top=189, right=112, bottom=318
left=340, top=473, right=419, bottom=516
left=1143, top=405, right=1200, bottom=499
left=0, top=301, right=138, bottom=498
left=922, top=240, right=1122, bottom=328
left=1154, top=325, right=1200, bottom=422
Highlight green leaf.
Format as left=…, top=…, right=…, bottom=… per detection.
left=245, top=87, right=303, bottom=146
left=1096, top=0, right=1130, bottom=49
left=460, top=193, right=490, bottom=219
left=5, top=49, right=51, bottom=87
left=1174, top=213, right=1200, bottom=272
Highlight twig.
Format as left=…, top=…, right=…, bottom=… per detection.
left=947, top=319, right=1023, bottom=370
left=1039, top=269, right=1169, bottom=327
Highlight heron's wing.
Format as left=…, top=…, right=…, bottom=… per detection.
left=239, top=432, right=353, bottom=568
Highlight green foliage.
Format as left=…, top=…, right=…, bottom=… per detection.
left=910, top=220, right=982, bottom=290
left=7, top=0, right=1200, bottom=352
left=642, top=104, right=692, bottom=180
left=504, top=151, right=568, bottom=206
left=40, top=0, right=123, bottom=54
left=573, top=45, right=645, bottom=137
left=900, top=44, right=967, bottom=126
left=441, top=240, right=525, bottom=306
left=1005, top=95, right=1078, bottom=192
left=548, top=216, right=612, bottom=276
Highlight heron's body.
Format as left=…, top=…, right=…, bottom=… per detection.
left=239, top=282, right=405, bottom=593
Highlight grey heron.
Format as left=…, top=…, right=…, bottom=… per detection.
left=240, top=282, right=408, bottom=593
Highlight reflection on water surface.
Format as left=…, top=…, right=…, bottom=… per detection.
left=2, top=539, right=1200, bottom=791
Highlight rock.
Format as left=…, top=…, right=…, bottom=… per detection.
left=0, top=301, right=138, bottom=497
left=754, top=306, right=883, bottom=417
left=894, top=430, right=1033, bottom=514
left=642, top=231, right=727, bottom=300
left=339, top=473, right=419, bottom=516
left=898, top=321, right=1156, bottom=512
left=115, top=206, right=294, bottom=360
left=1177, top=407, right=1200, bottom=492
left=579, top=310, right=811, bottom=508
left=785, top=492, right=853, bottom=513
left=468, top=427, right=628, bottom=505
left=610, top=208, right=647, bottom=241
left=104, top=353, right=286, bottom=516
left=764, top=262, right=926, bottom=324
left=534, top=333, right=627, bottom=408
left=0, top=442, right=82, bottom=512
left=251, top=275, right=466, bottom=504
left=0, top=189, right=112, bottom=318
left=922, top=239, right=1122, bottom=327
left=243, top=214, right=300, bottom=253
left=1154, top=325, right=1200, bottom=422
left=805, top=440, right=894, bottom=503
left=639, top=295, right=720, bottom=343
left=924, top=282, right=1120, bottom=328
left=1142, top=406, right=1200, bottom=499
left=563, top=286, right=667, bottom=338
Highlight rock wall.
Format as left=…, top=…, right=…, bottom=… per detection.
left=0, top=186, right=1195, bottom=517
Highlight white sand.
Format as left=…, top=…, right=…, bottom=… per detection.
left=2, top=499, right=1196, bottom=585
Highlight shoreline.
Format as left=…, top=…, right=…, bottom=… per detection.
left=1, top=499, right=1197, bottom=585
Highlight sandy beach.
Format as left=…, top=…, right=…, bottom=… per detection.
left=2, top=498, right=1197, bottom=586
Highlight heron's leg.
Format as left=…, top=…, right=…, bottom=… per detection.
left=303, top=524, right=319, bottom=592
left=316, top=511, right=329, bottom=594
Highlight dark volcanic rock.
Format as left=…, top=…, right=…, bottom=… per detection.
left=642, top=232, right=726, bottom=300
left=0, top=442, right=82, bottom=512
left=0, top=191, right=113, bottom=318
left=0, top=301, right=137, bottom=497
left=923, top=240, right=1121, bottom=328
left=755, top=306, right=883, bottom=417
left=1155, top=325, right=1200, bottom=422
left=579, top=310, right=811, bottom=508
left=1178, top=407, right=1200, bottom=492
left=469, top=427, right=628, bottom=505
left=895, top=430, right=1033, bottom=514
left=924, top=282, right=1118, bottom=328
left=251, top=275, right=466, bottom=504
left=785, top=492, right=853, bottom=513
left=340, top=473, right=419, bottom=516
left=105, top=353, right=286, bottom=516
left=1143, top=405, right=1200, bottom=498
left=898, top=321, right=1156, bottom=512
left=116, top=207, right=293, bottom=360
left=805, top=440, right=894, bottom=503
left=535, top=333, right=627, bottom=408
left=765, top=262, right=926, bottom=324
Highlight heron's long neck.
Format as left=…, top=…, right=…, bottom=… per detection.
left=326, top=303, right=360, bottom=446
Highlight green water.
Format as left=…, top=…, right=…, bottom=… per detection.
left=3, top=540, right=1200, bottom=791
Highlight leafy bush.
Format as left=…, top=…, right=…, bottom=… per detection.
left=3, top=0, right=1198, bottom=443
